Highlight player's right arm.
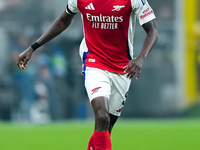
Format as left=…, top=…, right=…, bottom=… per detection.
left=17, top=10, right=75, bottom=70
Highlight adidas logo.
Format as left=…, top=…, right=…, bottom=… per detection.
left=85, top=3, right=95, bottom=10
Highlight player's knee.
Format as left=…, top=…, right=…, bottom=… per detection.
left=95, top=112, right=110, bottom=130
left=91, top=97, right=110, bottom=130
left=96, top=113, right=110, bottom=123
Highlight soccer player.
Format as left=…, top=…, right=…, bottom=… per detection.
left=17, top=0, right=158, bottom=149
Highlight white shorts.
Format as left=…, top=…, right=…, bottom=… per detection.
left=84, top=67, right=131, bottom=116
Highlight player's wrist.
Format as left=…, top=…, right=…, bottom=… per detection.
left=138, top=53, right=146, bottom=61
left=31, top=42, right=40, bottom=52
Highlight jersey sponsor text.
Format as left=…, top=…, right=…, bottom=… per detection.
left=86, top=13, right=123, bottom=22
left=86, top=13, right=123, bottom=29
left=140, top=8, right=153, bottom=19
left=92, top=22, right=118, bottom=29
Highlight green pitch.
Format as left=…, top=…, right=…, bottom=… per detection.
left=0, top=119, right=200, bottom=150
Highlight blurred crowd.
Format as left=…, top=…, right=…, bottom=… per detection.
left=0, top=0, right=87, bottom=123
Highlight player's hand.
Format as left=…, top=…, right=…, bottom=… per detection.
left=17, top=47, right=33, bottom=70
left=123, top=55, right=145, bottom=79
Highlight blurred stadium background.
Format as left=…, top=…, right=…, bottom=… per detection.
left=0, top=0, right=200, bottom=149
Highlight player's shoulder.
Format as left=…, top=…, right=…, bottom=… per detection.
left=131, top=0, right=152, bottom=10
left=67, top=0, right=79, bottom=14
left=131, top=0, right=148, bottom=6
left=68, top=0, right=78, bottom=6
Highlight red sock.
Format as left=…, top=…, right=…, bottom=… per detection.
left=87, top=133, right=95, bottom=150
left=93, top=131, right=112, bottom=150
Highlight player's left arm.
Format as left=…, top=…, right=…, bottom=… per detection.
left=124, top=20, right=158, bottom=79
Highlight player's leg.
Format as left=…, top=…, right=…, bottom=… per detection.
left=87, top=134, right=95, bottom=150
left=88, top=71, right=131, bottom=150
left=85, top=67, right=112, bottom=150
left=91, top=96, right=111, bottom=150
left=109, top=113, right=118, bottom=134
left=87, top=113, right=118, bottom=150
left=107, top=72, right=131, bottom=136
left=91, top=97, right=110, bottom=131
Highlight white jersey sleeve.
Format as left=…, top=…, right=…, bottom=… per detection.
left=66, top=0, right=79, bottom=14
left=132, top=0, right=156, bottom=25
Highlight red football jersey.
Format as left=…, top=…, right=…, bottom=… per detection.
left=66, top=0, right=155, bottom=73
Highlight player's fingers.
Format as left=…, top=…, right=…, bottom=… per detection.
left=18, top=64, right=25, bottom=70
left=19, top=61, right=25, bottom=69
left=21, top=59, right=29, bottom=70
left=23, top=58, right=29, bottom=66
left=17, top=59, right=24, bottom=70
left=136, top=69, right=141, bottom=80
left=124, top=65, right=130, bottom=73
left=17, top=55, right=24, bottom=68
left=18, top=57, right=29, bottom=70
left=123, top=65, right=127, bottom=69
left=126, top=66, right=136, bottom=78
left=128, top=72, right=136, bottom=79
left=17, top=63, right=22, bottom=70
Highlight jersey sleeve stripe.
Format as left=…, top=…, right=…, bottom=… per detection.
left=66, top=5, right=77, bottom=15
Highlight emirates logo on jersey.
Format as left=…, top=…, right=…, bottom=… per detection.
left=86, top=13, right=123, bottom=29
left=86, top=13, right=123, bottom=23
left=91, top=87, right=102, bottom=95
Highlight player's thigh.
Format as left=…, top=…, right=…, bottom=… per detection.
left=109, top=73, right=131, bottom=116
left=91, top=96, right=109, bottom=117
left=84, top=67, right=112, bottom=102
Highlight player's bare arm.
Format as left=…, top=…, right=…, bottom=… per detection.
left=124, top=20, right=158, bottom=79
left=17, top=10, right=75, bottom=70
